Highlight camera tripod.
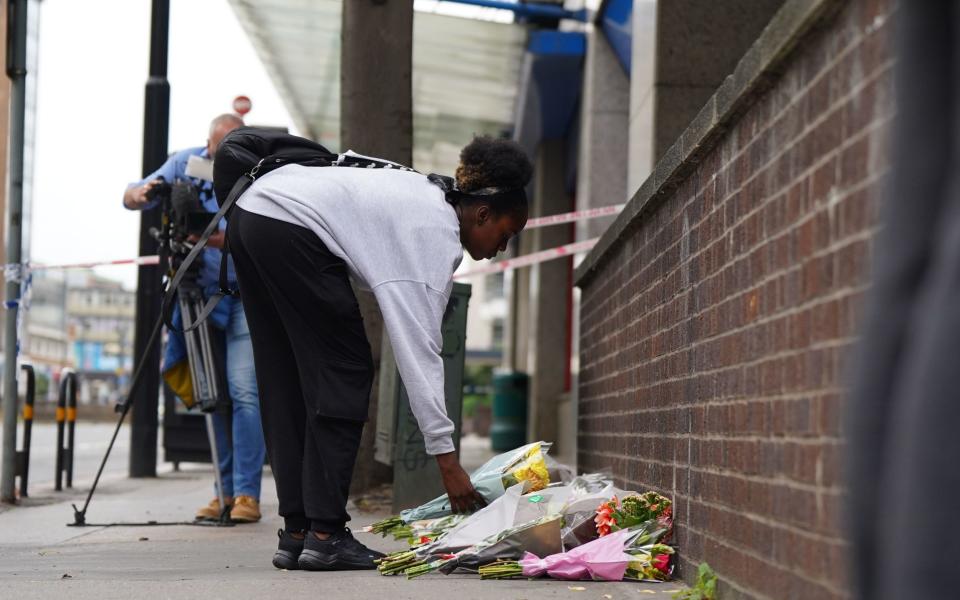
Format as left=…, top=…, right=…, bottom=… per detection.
left=70, top=244, right=233, bottom=528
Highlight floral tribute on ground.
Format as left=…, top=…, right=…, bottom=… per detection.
left=363, top=442, right=678, bottom=583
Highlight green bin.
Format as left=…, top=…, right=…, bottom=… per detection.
left=490, top=371, right=528, bottom=451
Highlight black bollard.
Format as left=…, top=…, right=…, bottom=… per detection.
left=15, top=364, right=34, bottom=497
left=55, top=370, right=77, bottom=491
left=65, top=372, right=76, bottom=488
left=54, top=373, right=65, bottom=491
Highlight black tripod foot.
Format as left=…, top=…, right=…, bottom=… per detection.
left=70, top=504, right=86, bottom=527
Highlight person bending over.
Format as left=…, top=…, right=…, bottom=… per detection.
left=226, top=136, right=532, bottom=570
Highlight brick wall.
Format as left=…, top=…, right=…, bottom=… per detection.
left=576, top=1, right=893, bottom=598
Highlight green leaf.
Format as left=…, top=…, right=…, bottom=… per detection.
left=672, top=562, right=717, bottom=600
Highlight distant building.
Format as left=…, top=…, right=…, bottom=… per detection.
left=65, top=270, right=135, bottom=404
left=22, top=269, right=134, bottom=405
left=461, top=264, right=507, bottom=366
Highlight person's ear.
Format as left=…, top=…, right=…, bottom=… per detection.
left=477, top=205, right=490, bottom=226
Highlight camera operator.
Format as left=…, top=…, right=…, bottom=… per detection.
left=226, top=135, right=532, bottom=571
left=123, top=113, right=266, bottom=523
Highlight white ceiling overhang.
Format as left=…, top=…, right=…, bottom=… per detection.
left=227, top=0, right=528, bottom=176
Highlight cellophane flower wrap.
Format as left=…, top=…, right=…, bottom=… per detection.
left=411, top=514, right=563, bottom=579
left=368, top=442, right=551, bottom=538
left=625, top=543, right=675, bottom=581
left=520, top=527, right=637, bottom=581
left=480, top=524, right=674, bottom=582
left=478, top=495, right=675, bottom=581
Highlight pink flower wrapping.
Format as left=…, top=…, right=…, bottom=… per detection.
left=519, top=528, right=634, bottom=581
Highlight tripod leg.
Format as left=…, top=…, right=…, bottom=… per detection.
left=204, top=412, right=229, bottom=522
left=180, top=291, right=229, bottom=522
left=72, top=312, right=164, bottom=525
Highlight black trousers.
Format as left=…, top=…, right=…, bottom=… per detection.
left=228, top=206, right=374, bottom=533
left=846, top=3, right=960, bottom=599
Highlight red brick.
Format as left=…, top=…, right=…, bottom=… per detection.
left=576, top=1, right=890, bottom=597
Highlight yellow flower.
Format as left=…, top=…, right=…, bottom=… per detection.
left=503, top=443, right=550, bottom=492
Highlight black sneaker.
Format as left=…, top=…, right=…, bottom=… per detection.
left=273, top=528, right=305, bottom=570
left=297, top=528, right=386, bottom=571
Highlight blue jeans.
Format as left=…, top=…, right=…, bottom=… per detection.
left=211, top=298, right=266, bottom=499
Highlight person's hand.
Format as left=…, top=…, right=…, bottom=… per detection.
left=187, top=231, right=224, bottom=249
left=124, top=179, right=162, bottom=209
left=435, top=451, right=487, bottom=514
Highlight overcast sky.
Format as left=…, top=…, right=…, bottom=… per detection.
left=31, top=0, right=296, bottom=289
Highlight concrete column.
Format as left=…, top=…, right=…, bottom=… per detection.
left=627, top=0, right=658, bottom=196
left=628, top=1, right=786, bottom=195
left=653, top=0, right=786, bottom=159
left=341, top=0, right=413, bottom=493
left=576, top=25, right=630, bottom=242
left=568, top=24, right=632, bottom=468
left=526, top=140, right=572, bottom=453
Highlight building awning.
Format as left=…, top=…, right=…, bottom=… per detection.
left=227, top=0, right=528, bottom=177
left=513, top=30, right=585, bottom=154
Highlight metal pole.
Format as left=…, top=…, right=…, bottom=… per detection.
left=1, top=0, right=28, bottom=504
left=129, top=0, right=170, bottom=478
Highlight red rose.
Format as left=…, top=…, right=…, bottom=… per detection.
left=652, top=554, right=670, bottom=573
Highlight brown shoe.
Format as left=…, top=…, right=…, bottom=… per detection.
left=230, top=495, right=261, bottom=523
left=195, top=496, right=233, bottom=521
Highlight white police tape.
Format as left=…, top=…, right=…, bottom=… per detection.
left=454, top=238, right=598, bottom=279
left=1, top=255, right=161, bottom=282
left=28, top=256, right=161, bottom=272
left=0, top=206, right=621, bottom=281
left=524, top=204, right=624, bottom=229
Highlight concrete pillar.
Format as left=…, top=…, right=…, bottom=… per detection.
left=627, top=0, right=658, bottom=196
left=526, top=140, right=573, bottom=453
left=628, top=1, right=786, bottom=195
left=576, top=25, right=630, bottom=241
left=653, top=0, right=786, bottom=159
left=568, top=24, right=632, bottom=468
left=341, top=0, right=413, bottom=493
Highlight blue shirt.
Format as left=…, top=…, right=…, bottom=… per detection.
left=126, top=146, right=236, bottom=288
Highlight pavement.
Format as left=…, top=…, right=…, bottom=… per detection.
left=0, top=422, right=138, bottom=491
left=0, top=432, right=684, bottom=600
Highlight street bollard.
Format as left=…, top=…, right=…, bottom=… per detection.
left=55, top=370, right=77, bottom=491
left=14, top=364, right=34, bottom=497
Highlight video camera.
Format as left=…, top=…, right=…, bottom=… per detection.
left=147, top=178, right=211, bottom=249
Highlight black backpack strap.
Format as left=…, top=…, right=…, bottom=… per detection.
left=162, top=172, right=254, bottom=333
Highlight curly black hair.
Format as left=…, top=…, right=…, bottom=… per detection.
left=455, top=136, right=533, bottom=194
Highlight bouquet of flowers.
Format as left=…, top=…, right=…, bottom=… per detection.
left=553, top=475, right=624, bottom=549
left=625, top=543, right=675, bottom=581
left=368, top=442, right=551, bottom=536
left=377, top=484, right=530, bottom=576
left=377, top=483, right=567, bottom=579
left=479, top=521, right=675, bottom=582
left=595, top=491, right=673, bottom=537
left=480, top=527, right=638, bottom=581
left=411, top=514, right=563, bottom=578
left=380, top=514, right=467, bottom=545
